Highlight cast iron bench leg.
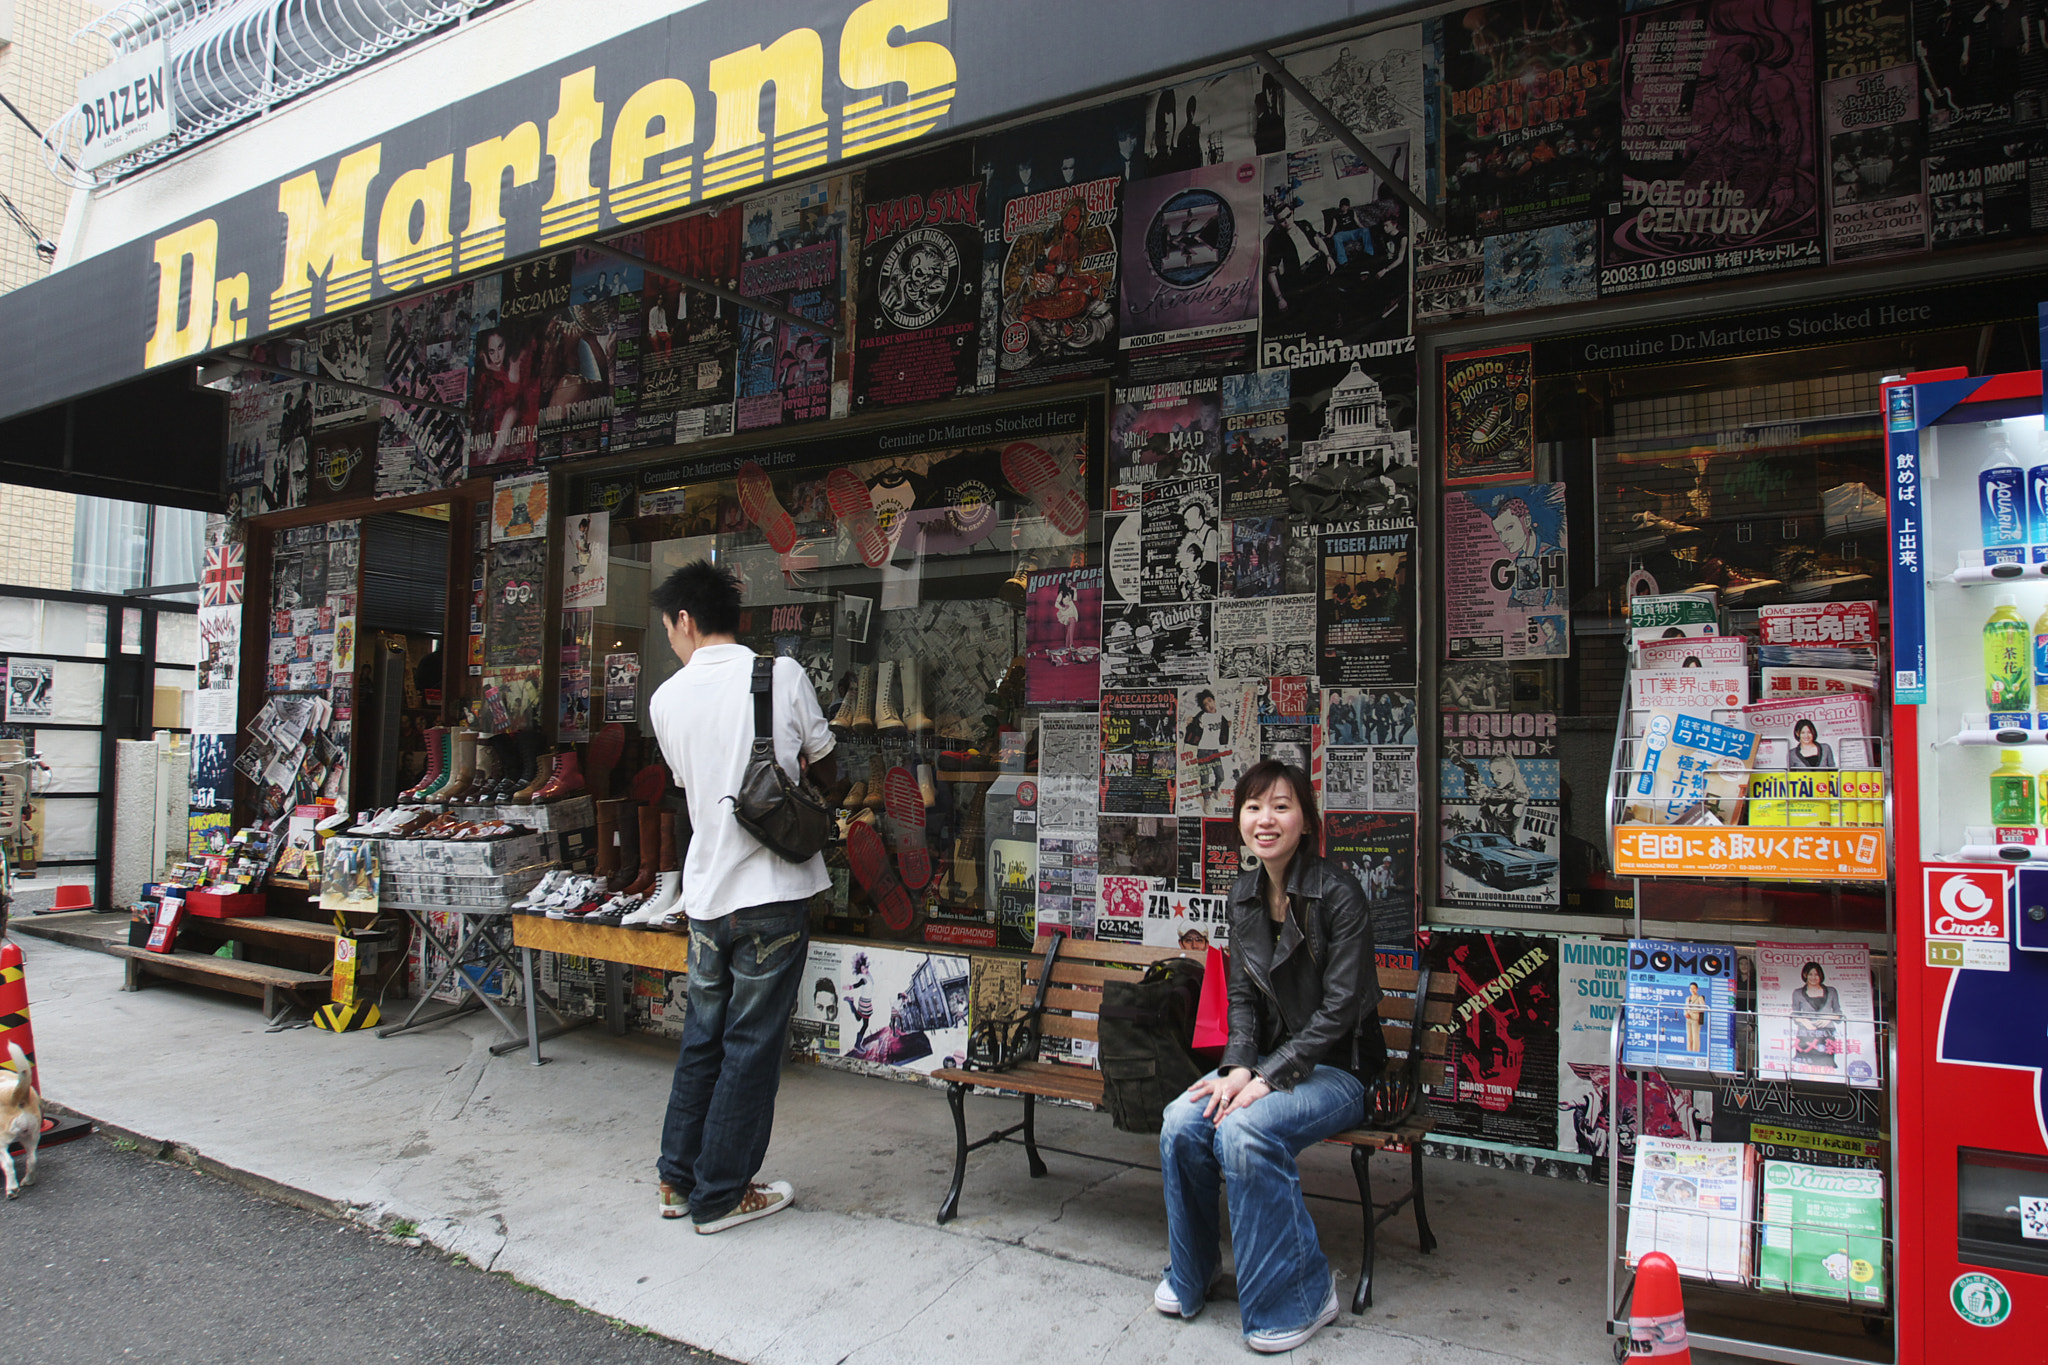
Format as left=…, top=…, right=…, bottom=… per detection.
left=1023, top=1092, right=1048, bottom=1178
left=1351, top=1144, right=1375, bottom=1314
left=938, top=1081, right=969, bottom=1224
left=1410, top=1142, right=1438, bottom=1254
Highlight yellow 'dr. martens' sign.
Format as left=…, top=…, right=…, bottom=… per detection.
left=143, top=0, right=956, bottom=367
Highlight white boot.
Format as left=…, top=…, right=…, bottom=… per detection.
left=917, top=762, right=938, bottom=809
left=875, top=660, right=904, bottom=735
left=622, top=871, right=682, bottom=926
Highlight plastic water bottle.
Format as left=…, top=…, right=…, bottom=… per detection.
left=1982, top=426, right=2026, bottom=566
left=2025, top=423, right=2048, bottom=564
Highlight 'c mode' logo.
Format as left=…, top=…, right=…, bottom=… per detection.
left=1927, top=868, right=2009, bottom=941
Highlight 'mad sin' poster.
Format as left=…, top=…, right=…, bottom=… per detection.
left=1601, top=0, right=1822, bottom=292
left=853, top=147, right=989, bottom=410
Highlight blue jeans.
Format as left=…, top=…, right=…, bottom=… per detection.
left=1160, top=1066, right=1365, bottom=1336
left=656, top=898, right=809, bottom=1222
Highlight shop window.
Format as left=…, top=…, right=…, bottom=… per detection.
left=582, top=400, right=1098, bottom=950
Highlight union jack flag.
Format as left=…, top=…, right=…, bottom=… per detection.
left=202, top=543, right=245, bottom=607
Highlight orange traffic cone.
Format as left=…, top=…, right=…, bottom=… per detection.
left=1628, top=1251, right=1692, bottom=1361
left=0, top=939, right=33, bottom=1070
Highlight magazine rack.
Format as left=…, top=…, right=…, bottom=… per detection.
left=1603, top=1001, right=1898, bottom=1363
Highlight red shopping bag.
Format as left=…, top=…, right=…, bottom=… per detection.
left=1191, top=946, right=1230, bottom=1058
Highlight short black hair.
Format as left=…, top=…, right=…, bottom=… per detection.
left=651, top=560, right=741, bottom=635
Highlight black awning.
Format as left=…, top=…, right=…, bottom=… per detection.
left=0, top=365, right=226, bottom=512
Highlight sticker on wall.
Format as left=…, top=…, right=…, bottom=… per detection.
left=492, top=472, right=549, bottom=542
left=5, top=659, right=54, bottom=722
left=1951, top=1272, right=2012, bottom=1328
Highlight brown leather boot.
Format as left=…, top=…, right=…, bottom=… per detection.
left=611, top=801, right=641, bottom=893
left=594, top=799, right=622, bottom=886
left=658, top=810, right=679, bottom=873
left=532, top=749, right=586, bottom=803
left=622, top=804, right=661, bottom=896
left=513, top=749, right=557, bottom=803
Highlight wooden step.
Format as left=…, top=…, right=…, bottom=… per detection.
left=176, top=915, right=350, bottom=951
left=108, top=942, right=329, bottom=1016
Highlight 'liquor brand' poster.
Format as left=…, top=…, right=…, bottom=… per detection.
left=1439, top=710, right=1562, bottom=910
left=1444, top=483, right=1569, bottom=659
left=1601, top=0, right=1822, bottom=293
left=1425, top=929, right=1562, bottom=1153
left=1439, top=0, right=1623, bottom=237
left=1442, top=344, right=1533, bottom=483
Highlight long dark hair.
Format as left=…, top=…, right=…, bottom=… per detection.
left=1232, top=759, right=1322, bottom=866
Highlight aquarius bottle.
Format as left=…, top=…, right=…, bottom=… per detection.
left=1987, top=592, right=2030, bottom=727
left=1982, top=426, right=2027, bottom=565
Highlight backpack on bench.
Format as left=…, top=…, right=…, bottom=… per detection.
left=1096, top=956, right=1206, bottom=1134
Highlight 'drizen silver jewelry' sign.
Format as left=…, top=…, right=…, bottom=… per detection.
left=73, top=40, right=172, bottom=172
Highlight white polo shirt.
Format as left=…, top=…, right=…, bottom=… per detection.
left=648, top=643, right=834, bottom=920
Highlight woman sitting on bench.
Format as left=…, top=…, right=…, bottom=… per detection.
left=1157, top=758, right=1385, bottom=1354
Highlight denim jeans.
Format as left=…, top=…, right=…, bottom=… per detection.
left=656, top=898, right=809, bottom=1222
left=1159, top=1065, right=1365, bottom=1336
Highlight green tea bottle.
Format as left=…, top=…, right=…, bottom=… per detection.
left=1987, top=593, right=2031, bottom=725
left=1992, top=749, right=2037, bottom=825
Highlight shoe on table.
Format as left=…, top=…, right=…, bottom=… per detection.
left=693, top=1179, right=793, bottom=1234
left=1245, top=1274, right=1339, bottom=1354
left=658, top=1183, right=687, bottom=1219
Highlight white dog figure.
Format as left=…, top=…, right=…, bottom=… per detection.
left=0, top=1041, right=40, bottom=1198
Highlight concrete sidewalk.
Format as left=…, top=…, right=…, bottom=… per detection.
left=12, top=930, right=1627, bottom=1364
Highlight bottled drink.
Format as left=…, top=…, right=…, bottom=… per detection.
left=2025, top=422, right=2048, bottom=563
left=1986, top=593, right=2030, bottom=726
left=1981, top=426, right=2026, bottom=566
left=2034, top=602, right=2048, bottom=728
left=1992, top=749, right=2037, bottom=826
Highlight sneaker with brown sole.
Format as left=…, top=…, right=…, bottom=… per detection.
left=658, top=1182, right=687, bottom=1219
left=693, top=1179, right=793, bottom=1234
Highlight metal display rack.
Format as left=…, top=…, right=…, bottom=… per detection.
left=1598, top=645, right=1899, bottom=1363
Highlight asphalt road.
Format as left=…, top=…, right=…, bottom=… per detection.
left=2, top=1131, right=735, bottom=1365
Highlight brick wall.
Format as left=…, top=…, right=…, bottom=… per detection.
left=0, top=0, right=105, bottom=295
left=0, top=483, right=76, bottom=589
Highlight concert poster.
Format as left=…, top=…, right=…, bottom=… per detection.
left=469, top=257, right=569, bottom=469
left=1140, top=67, right=1261, bottom=170
left=1219, top=367, right=1290, bottom=518
left=1439, top=0, right=1623, bottom=237
left=1600, top=0, right=1822, bottom=294
left=379, top=279, right=478, bottom=497
left=853, top=146, right=988, bottom=410
left=534, top=243, right=641, bottom=461
left=1318, top=523, right=1416, bottom=688
left=1024, top=566, right=1104, bottom=705
left=1259, top=139, right=1416, bottom=363
left=484, top=540, right=547, bottom=667
left=735, top=176, right=848, bottom=430
left=631, top=207, right=742, bottom=447
left=1442, top=344, right=1534, bottom=483
left=1101, top=689, right=1178, bottom=815
left=1413, top=227, right=1486, bottom=322
left=1423, top=929, right=1562, bottom=1152
left=1820, top=0, right=1926, bottom=263
left=1326, top=810, right=1417, bottom=954
left=1438, top=716, right=1562, bottom=910
left=1483, top=221, right=1599, bottom=313
left=1118, top=158, right=1265, bottom=382
left=1443, top=482, right=1569, bottom=659
left=1287, top=349, right=1419, bottom=527
left=309, top=310, right=384, bottom=429
left=1281, top=28, right=1426, bottom=153
left=1914, top=0, right=2048, bottom=153
left=1109, top=377, right=1220, bottom=504
left=1140, top=475, right=1223, bottom=603
left=981, top=102, right=1140, bottom=389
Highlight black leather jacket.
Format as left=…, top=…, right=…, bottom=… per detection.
left=1220, top=851, right=1384, bottom=1092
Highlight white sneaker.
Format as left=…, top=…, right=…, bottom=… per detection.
left=693, top=1179, right=792, bottom=1234
left=1155, top=1278, right=1195, bottom=1317
left=627, top=871, right=682, bottom=925
left=513, top=869, right=568, bottom=910
left=1244, top=1274, right=1339, bottom=1354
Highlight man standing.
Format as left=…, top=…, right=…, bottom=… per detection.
left=650, top=560, right=838, bottom=1233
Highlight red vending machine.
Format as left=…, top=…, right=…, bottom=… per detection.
left=1888, top=366, right=2048, bottom=1361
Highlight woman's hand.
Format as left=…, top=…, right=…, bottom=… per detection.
left=1185, top=1069, right=1271, bottom=1120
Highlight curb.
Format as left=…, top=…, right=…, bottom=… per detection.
left=39, top=1097, right=357, bottom=1223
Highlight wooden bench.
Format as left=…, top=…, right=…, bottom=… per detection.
left=932, top=933, right=1456, bottom=1313
left=109, top=942, right=331, bottom=1019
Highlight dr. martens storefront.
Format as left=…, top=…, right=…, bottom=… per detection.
left=18, top=0, right=2048, bottom=1359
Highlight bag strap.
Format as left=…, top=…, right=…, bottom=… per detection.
left=750, top=655, right=774, bottom=751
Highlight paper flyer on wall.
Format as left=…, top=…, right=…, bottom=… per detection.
left=562, top=511, right=607, bottom=607
left=852, top=146, right=990, bottom=410
left=1439, top=714, right=1560, bottom=910
left=603, top=652, right=640, bottom=724
left=1755, top=941, right=1879, bottom=1087
left=1441, top=344, right=1534, bottom=483
left=1213, top=594, right=1316, bottom=679
left=1110, top=377, right=1220, bottom=503
left=1117, top=158, right=1265, bottom=380
left=379, top=280, right=477, bottom=497
left=1101, top=602, right=1211, bottom=688
left=1444, top=483, right=1568, bottom=659
left=1626, top=1137, right=1757, bottom=1284
left=838, top=947, right=970, bottom=1075
left=1623, top=939, right=1739, bottom=1074
left=1324, top=685, right=1418, bottom=747
left=1325, top=745, right=1419, bottom=812
left=632, top=208, right=742, bottom=446
left=979, top=102, right=1130, bottom=390
left=734, top=177, right=848, bottom=431
left=1024, top=567, right=1103, bottom=704
left=1601, top=0, right=1822, bottom=293
left=1424, top=930, right=1561, bottom=1151
left=1175, top=681, right=1254, bottom=819
left=491, top=472, right=549, bottom=542
left=1142, top=888, right=1228, bottom=950
left=1220, top=373, right=1290, bottom=519
left=1438, top=0, right=1622, bottom=237
left=1101, top=689, right=1177, bottom=814
left=1327, top=811, right=1416, bottom=953
left=1037, top=712, right=1101, bottom=836
left=1036, top=832, right=1100, bottom=940
left=1140, top=475, right=1223, bottom=601
left=467, top=257, right=559, bottom=469
left=1095, top=869, right=1157, bottom=945
left=1258, top=138, right=1417, bottom=362
left=1281, top=28, right=1425, bottom=153
left=1318, top=524, right=1416, bottom=687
